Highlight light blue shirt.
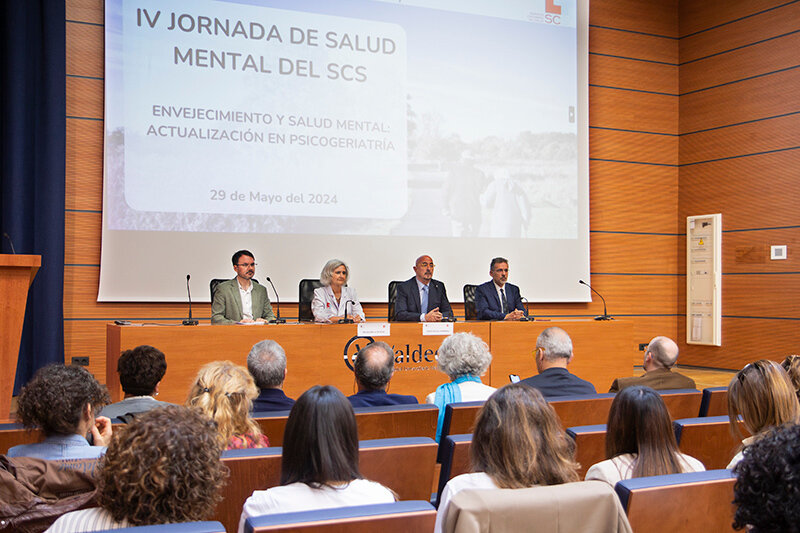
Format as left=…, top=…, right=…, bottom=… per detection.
left=7, top=433, right=106, bottom=460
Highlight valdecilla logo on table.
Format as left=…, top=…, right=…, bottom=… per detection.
left=342, top=335, right=439, bottom=372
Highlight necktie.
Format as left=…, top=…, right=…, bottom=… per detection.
left=421, top=285, right=429, bottom=314
left=501, top=288, right=508, bottom=314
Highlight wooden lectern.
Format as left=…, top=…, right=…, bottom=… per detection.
left=0, top=255, right=40, bottom=419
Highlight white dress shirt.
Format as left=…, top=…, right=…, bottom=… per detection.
left=238, top=280, right=254, bottom=320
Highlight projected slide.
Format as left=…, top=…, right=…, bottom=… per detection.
left=105, top=0, right=579, bottom=239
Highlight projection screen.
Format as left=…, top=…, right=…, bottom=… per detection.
left=99, top=0, right=591, bottom=304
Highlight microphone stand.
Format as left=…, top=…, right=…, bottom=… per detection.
left=519, top=296, right=534, bottom=321
left=266, top=277, right=286, bottom=324
left=338, top=300, right=355, bottom=324
left=579, top=279, right=614, bottom=321
left=182, top=274, right=199, bottom=325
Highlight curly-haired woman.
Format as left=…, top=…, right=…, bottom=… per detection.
left=8, top=364, right=112, bottom=460
left=46, top=405, right=228, bottom=532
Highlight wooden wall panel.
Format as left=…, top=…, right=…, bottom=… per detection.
left=680, top=68, right=800, bottom=133
left=681, top=32, right=800, bottom=95
left=591, top=0, right=678, bottom=37
left=590, top=55, right=677, bottom=94
left=677, top=2, right=800, bottom=370
left=590, top=27, right=677, bottom=64
left=680, top=113, right=800, bottom=164
left=61, top=0, right=681, bottom=382
left=680, top=2, right=799, bottom=60
left=589, top=161, right=678, bottom=233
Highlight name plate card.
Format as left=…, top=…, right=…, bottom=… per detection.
left=357, top=322, right=391, bottom=337
left=422, top=322, right=454, bottom=336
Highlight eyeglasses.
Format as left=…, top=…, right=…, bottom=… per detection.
left=418, top=262, right=435, bottom=268
left=736, top=362, right=768, bottom=383
left=236, top=262, right=257, bottom=268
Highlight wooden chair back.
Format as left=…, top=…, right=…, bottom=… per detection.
left=674, top=416, right=749, bottom=470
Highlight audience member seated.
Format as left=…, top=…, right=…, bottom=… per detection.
left=46, top=406, right=228, bottom=532
left=608, top=336, right=695, bottom=392
left=435, top=384, right=579, bottom=533
left=100, top=344, right=172, bottom=419
left=247, top=340, right=295, bottom=412
left=726, top=360, right=799, bottom=468
left=8, top=364, right=112, bottom=460
left=312, top=259, right=366, bottom=323
left=426, top=333, right=496, bottom=441
left=781, top=354, right=800, bottom=402
left=186, top=361, right=269, bottom=450
left=238, top=385, right=396, bottom=533
left=348, top=342, right=418, bottom=407
left=585, top=386, right=705, bottom=486
left=519, top=327, right=596, bottom=397
left=732, top=423, right=800, bottom=533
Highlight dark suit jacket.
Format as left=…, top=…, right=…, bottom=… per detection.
left=519, top=367, right=597, bottom=398
left=211, top=278, right=275, bottom=324
left=251, top=388, right=295, bottom=412
left=393, top=277, right=453, bottom=321
left=475, top=281, right=526, bottom=320
left=608, top=368, right=697, bottom=393
left=348, top=390, right=419, bottom=408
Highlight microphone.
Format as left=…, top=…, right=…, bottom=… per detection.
left=265, top=277, right=286, bottom=324
left=432, top=281, right=456, bottom=322
left=182, top=274, right=199, bottom=325
left=519, top=296, right=534, bottom=322
left=338, top=300, right=355, bottom=324
left=3, top=232, right=16, bottom=254
left=579, top=279, right=613, bottom=321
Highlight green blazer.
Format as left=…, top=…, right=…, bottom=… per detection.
left=211, top=279, right=276, bottom=324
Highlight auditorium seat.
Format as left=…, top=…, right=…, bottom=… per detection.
left=253, top=404, right=438, bottom=446
left=215, top=437, right=437, bottom=533
left=0, top=422, right=39, bottom=454
left=548, top=393, right=616, bottom=428
left=566, top=424, right=607, bottom=480
left=243, top=500, right=436, bottom=533
left=297, top=279, right=323, bottom=322
left=615, top=470, right=736, bottom=532
left=673, top=416, right=748, bottom=470
left=438, top=401, right=483, bottom=461
left=698, top=387, right=728, bottom=417
left=435, top=433, right=472, bottom=507
left=95, top=522, right=226, bottom=533
left=657, top=389, right=703, bottom=420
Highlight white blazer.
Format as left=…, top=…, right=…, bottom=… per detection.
left=312, top=286, right=365, bottom=322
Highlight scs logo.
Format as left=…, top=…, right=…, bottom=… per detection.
left=528, top=0, right=562, bottom=25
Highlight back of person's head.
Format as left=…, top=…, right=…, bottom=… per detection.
left=186, top=361, right=263, bottom=447
left=647, top=336, right=679, bottom=369
left=535, top=327, right=573, bottom=362
left=280, top=385, right=360, bottom=487
left=118, top=345, right=167, bottom=396
left=354, top=342, right=394, bottom=391
left=781, top=355, right=800, bottom=403
left=98, top=405, right=228, bottom=525
left=728, top=360, right=799, bottom=438
left=16, top=364, right=110, bottom=436
left=247, top=340, right=287, bottom=389
left=606, top=386, right=683, bottom=478
left=437, top=332, right=492, bottom=380
left=732, top=423, right=800, bottom=533
left=471, top=384, right=578, bottom=488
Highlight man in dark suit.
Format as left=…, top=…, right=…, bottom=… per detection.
left=348, top=342, right=418, bottom=407
left=475, top=257, right=528, bottom=320
left=247, top=339, right=295, bottom=412
left=393, top=254, right=453, bottom=322
left=519, top=327, right=596, bottom=397
left=609, top=336, right=696, bottom=392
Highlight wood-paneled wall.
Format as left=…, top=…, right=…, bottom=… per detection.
left=677, top=1, right=800, bottom=369
left=63, top=0, right=682, bottom=381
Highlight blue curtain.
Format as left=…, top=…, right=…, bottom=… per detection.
left=1, top=1, right=66, bottom=391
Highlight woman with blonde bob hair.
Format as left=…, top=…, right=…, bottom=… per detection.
left=434, top=384, right=579, bottom=532
left=186, top=361, right=269, bottom=449
left=727, top=359, right=799, bottom=468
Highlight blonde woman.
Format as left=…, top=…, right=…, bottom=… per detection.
left=727, top=359, right=799, bottom=468
left=434, top=384, right=579, bottom=533
left=781, top=354, right=800, bottom=402
left=186, top=361, right=269, bottom=450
